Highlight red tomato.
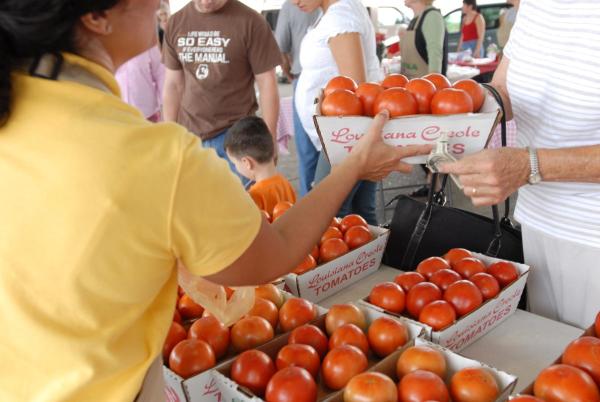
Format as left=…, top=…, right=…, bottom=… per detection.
left=322, top=345, right=368, bottom=390
left=394, top=271, right=426, bottom=292
left=429, top=268, right=462, bottom=291
left=406, top=282, right=442, bottom=318
left=321, top=89, right=364, bottom=116
left=396, top=345, right=447, bottom=379
left=416, top=256, right=451, bottom=279
left=329, top=323, right=369, bottom=356
left=177, top=294, right=204, bottom=320
left=444, top=280, right=483, bottom=317
left=319, top=238, right=349, bottom=263
left=293, top=254, right=317, bottom=275
left=255, top=284, right=284, bottom=308
left=344, top=225, right=373, bottom=250
left=231, top=350, right=276, bottom=397
left=450, top=367, right=500, bottom=402
left=443, top=248, right=473, bottom=268
left=247, top=297, right=279, bottom=329
left=367, top=316, right=409, bottom=357
left=510, top=397, right=544, bottom=402
left=453, top=79, right=485, bottom=112
left=431, top=88, right=474, bottom=115
left=356, top=82, right=385, bottom=116
left=368, top=281, right=406, bottom=313
left=374, top=88, right=418, bottom=117
left=272, top=201, right=293, bottom=219
left=276, top=344, right=321, bottom=378
left=163, top=321, right=187, bottom=361
left=288, top=324, right=329, bottom=359
left=562, top=336, right=600, bottom=386
left=325, top=303, right=367, bottom=335
left=188, top=315, right=230, bottom=359
left=487, top=261, right=519, bottom=288
left=535, top=364, right=600, bottom=402
left=381, top=73, right=409, bottom=88
left=169, top=339, right=216, bottom=379
left=344, top=372, right=398, bottom=402
left=419, top=300, right=457, bottom=331
left=423, top=73, right=451, bottom=91
left=230, top=316, right=274, bottom=352
left=265, top=366, right=318, bottom=402
left=406, top=78, right=437, bottom=114
left=320, top=226, right=343, bottom=244
left=398, top=369, right=450, bottom=402
left=310, top=244, right=320, bottom=261
left=279, top=298, right=318, bottom=332
left=324, top=75, right=358, bottom=96
left=470, top=273, right=501, bottom=300
left=453, top=257, right=486, bottom=278
left=340, top=214, right=369, bottom=233
left=173, top=309, right=182, bottom=324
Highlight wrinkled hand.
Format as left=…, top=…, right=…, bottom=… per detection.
left=345, top=110, right=433, bottom=181
left=438, top=148, right=530, bottom=206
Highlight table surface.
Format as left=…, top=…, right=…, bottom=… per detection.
left=319, top=265, right=584, bottom=394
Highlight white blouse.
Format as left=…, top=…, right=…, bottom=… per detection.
left=295, top=0, right=383, bottom=151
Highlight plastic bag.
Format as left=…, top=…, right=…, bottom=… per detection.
left=177, top=262, right=255, bottom=327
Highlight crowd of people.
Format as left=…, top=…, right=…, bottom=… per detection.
left=0, top=0, right=599, bottom=401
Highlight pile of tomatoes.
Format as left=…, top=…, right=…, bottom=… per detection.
left=163, top=284, right=319, bottom=379
left=320, top=74, right=485, bottom=118
left=292, top=213, right=374, bottom=276
left=511, top=312, right=600, bottom=401
left=228, top=303, right=411, bottom=401
left=368, top=248, right=519, bottom=331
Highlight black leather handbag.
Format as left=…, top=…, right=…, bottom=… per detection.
left=382, top=84, right=524, bottom=270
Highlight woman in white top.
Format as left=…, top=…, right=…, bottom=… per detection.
left=441, top=0, right=600, bottom=329
left=294, top=0, right=383, bottom=224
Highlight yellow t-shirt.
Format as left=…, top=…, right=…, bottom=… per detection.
left=0, top=54, right=261, bottom=402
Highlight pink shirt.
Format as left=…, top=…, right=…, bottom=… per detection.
left=116, top=46, right=165, bottom=119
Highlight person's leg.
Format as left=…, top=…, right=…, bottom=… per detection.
left=314, top=151, right=358, bottom=217
left=523, top=224, right=600, bottom=328
left=292, top=79, right=319, bottom=196
left=202, top=128, right=250, bottom=186
left=351, top=180, right=378, bottom=225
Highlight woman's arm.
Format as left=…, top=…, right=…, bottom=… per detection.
left=329, top=32, right=367, bottom=83
left=475, top=14, right=486, bottom=56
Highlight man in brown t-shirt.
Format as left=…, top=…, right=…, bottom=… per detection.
left=162, top=0, right=281, bottom=175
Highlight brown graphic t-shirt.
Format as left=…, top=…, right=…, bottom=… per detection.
left=163, top=0, right=281, bottom=139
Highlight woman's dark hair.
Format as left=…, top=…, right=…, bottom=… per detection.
left=0, top=0, right=120, bottom=126
left=463, top=0, right=478, bottom=10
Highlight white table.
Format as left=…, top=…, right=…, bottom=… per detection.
left=319, top=266, right=584, bottom=394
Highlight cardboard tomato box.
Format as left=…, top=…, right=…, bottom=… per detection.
left=516, top=322, right=597, bottom=396
left=360, top=253, right=530, bottom=352
left=313, top=90, right=502, bottom=166
left=283, top=225, right=390, bottom=303
left=163, top=291, right=327, bottom=401
left=326, top=337, right=516, bottom=402
left=211, top=303, right=424, bottom=401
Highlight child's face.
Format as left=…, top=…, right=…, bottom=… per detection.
left=227, top=152, right=255, bottom=180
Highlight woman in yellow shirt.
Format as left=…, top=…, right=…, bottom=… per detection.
left=0, top=1, right=431, bottom=401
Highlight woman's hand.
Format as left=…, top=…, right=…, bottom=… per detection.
left=343, top=110, right=433, bottom=181
left=438, top=148, right=530, bottom=206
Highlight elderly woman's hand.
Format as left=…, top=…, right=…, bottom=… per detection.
left=438, top=148, right=530, bottom=206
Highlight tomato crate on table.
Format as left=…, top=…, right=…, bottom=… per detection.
left=211, top=303, right=424, bottom=401
left=360, top=252, right=530, bottom=352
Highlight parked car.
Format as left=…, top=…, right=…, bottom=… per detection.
left=444, top=2, right=513, bottom=55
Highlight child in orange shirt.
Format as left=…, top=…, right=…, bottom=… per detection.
left=224, top=116, right=297, bottom=215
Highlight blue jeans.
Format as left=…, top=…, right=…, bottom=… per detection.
left=293, top=79, right=319, bottom=197
left=462, top=39, right=483, bottom=57
left=202, top=128, right=250, bottom=187
left=314, top=151, right=378, bottom=225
